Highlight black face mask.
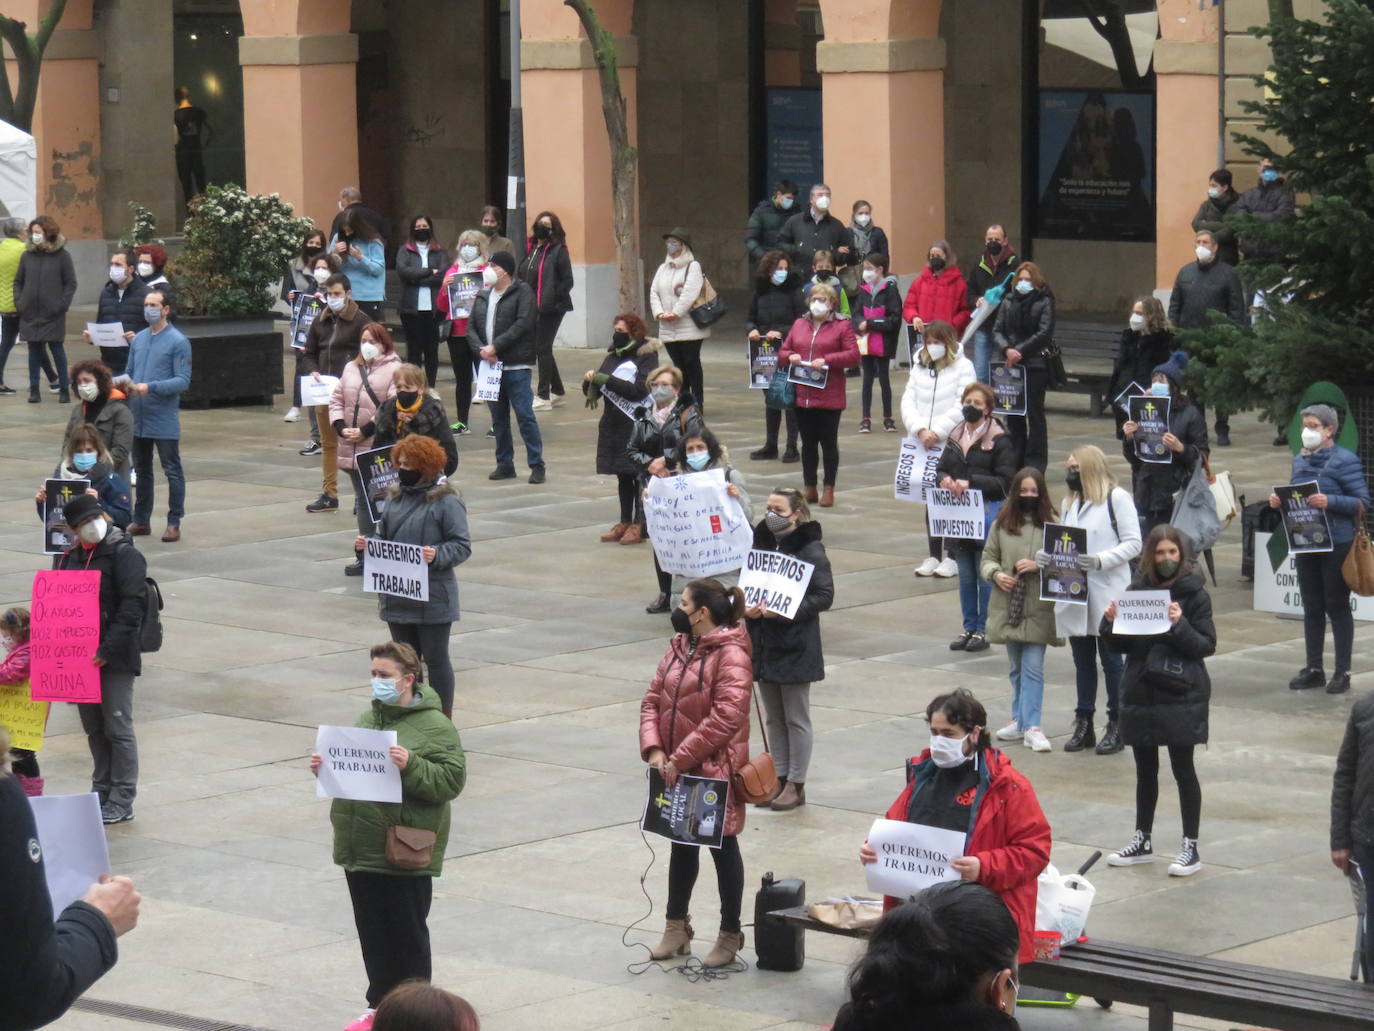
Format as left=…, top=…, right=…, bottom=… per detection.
left=413, top=229, right=431, bottom=242
left=1018, top=496, right=1040, bottom=514
left=304, top=244, right=324, bottom=257
left=612, top=330, right=631, bottom=349
left=480, top=224, right=498, bottom=237
left=986, top=240, right=1003, bottom=256
left=670, top=607, right=693, bottom=635
left=929, top=257, right=947, bottom=273
left=1066, top=470, right=1083, bottom=493
left=397, top=390, right=419, bottom=408
left=534, top=224, right=551, bottom=239
left=962, top=404, right=983, bottom=424
left=815, top=270, right=833, bottom=282
left=397, top=468, right=422, bottom=487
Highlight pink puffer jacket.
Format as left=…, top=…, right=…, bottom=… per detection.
left=640, top=622, right=754, bottom=837
left=329, top=351, right=401, bottom=470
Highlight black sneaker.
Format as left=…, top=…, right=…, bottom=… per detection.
left=964, top=632, right=989, bottom=653
left=488, top=466, right=517, bottom=481
left=344, top=559, right=364, bottom=576
left=1215, top=427, right=1232, bottom=447
left=100, top=801, right=134, bottom=824
left=1168, top=837, right=1202, bottom=877
left=1289, top=666, right=1326, bottom=690
left=1095, top=719, right=1123, bottom=755
left=1107, top=830, right=1154, bottom=866
left=949, top=631, right=973, bottom=651
left=305, top=494, right=339, bottom=512
left=528, top=466, right=546, bottom=485
left=47, top=379, right=59, bottom=394
left=1064, top=716, right=1095, bottom=752
left=1327, top=671, right=1352, bottom=695
left=27, top=388, right=39, bottom=403
left=485, top=427, right=496, bottom=438
left=749, top=446, right=778, bottom=461
left=0, top=383, right=13, bottom=395
left=299, top=440, right=323, bottom=456
left=57, top=388, right=70, bottom=404
left=781, top=445, right=800, bottom=464
left=1272, top=434, right=1288, bottom=447
left=452, top=422, right=470, bottom=436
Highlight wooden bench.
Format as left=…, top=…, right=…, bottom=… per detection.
left=768, top=906, right=1374, bottom=1031
left=1054, top=320, right=1119, bottom=416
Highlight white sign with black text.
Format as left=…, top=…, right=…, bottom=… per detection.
left=893, top=438, right=944, bottom=505
left=473, top=360, right=503, bottom=403
left=925, top=487, right=987, bottom=541
left=362, top=537, right=430, bottom=602
left=1111, top=590, right=1172, bottom=635
left=315, top=725, right=402, bottom=803
left=738, top=549, right=815, bottom=619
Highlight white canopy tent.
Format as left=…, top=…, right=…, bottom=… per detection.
left=0, top=120, right=37, bottom=222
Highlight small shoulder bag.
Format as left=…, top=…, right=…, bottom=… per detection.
left=731, top=689, right=779, bottom=804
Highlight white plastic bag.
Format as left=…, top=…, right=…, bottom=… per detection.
left=1035, top=863, right=1063, bottom=933
left=1034, top=863, right=1096, bottom=941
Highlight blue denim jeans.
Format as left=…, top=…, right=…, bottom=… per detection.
left=1070, top=634, right=1123, bottom=721
left=1006, top=641, right=1047, bottom=731
left=488, top=367, right=544, bottom=471
left=972, top=327, right=993, bottom=385
left=133, top=436, right=186, bottom=526
left=954, top=548, right=991, bottom=634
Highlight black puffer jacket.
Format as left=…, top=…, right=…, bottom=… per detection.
left=467, top=281, right=537, bottom=365
left=747, top=519, right=834, bottom=684
left=935, top=419, right=1018, bottom=553
left=746, top=273, right=806, bottom=337
left=992, top=287, right=1055, bottom=368
left=1109, top=329, right=1175, bottom=408
left=1332, top=692, right=1374, bottom=851
left=1190, top=189, right=1241, bottom=267
left=1105, top=569, right=1215, bottom=748
left=585, top=336, right=659, bottom=476
left=373, top=394, right=459, bottom=477
left=627, top=393, right=703, bottom=476
left=95, top=278, right=150, bottom=335
left=54, top=527, right=147, bottom=676
left=1123, top=396, right=1208, bottom=514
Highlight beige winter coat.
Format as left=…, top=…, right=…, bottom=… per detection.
left=649, top=249, right=711, bottom=343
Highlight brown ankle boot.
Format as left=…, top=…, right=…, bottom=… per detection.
left=600, top=522, right=629, bottom=542
left=803, top=485, right=818, bottom=503
left=649, top=917, right=693, bottom=960
left=618, top=523, right=644, bottom=545
left=820, top=485, right=835, bottom=507
left=754, top=778, right=786, bottom=808
left=771, top=782, right=805, bottom=811
left=703, top=929, right=745, bottom=968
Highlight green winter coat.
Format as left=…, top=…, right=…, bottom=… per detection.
left=330, top=687, right=466, bottom=878
left=981, top=516, right=1064, bottom=647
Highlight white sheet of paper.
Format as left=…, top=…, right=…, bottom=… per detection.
left=28, top=792, right=110, bottom=919
left=864, top=818, right=965, bottom=899
left=315, top=725, right=401, bottom=803
left=1112, top=589, right=1173, bottom=635
left=300, top=375, right=340, bottom=407
left=473, top=360, right=503, bottom=402
left=86, top=322, right=128, bottom=349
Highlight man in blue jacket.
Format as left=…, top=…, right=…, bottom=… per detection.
left=121, top=290, right=191, bottom=542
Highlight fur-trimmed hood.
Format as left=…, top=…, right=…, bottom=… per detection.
left=27, top=233, right=66, bottom=254
left=385, top=478, right=460, bottom=503
left=607, top=335, right=661, bottom=359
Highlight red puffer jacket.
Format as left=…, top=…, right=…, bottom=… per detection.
left=777, top=315, right=861, bottom=410
left=882, top=747, right=1051, bottom=964
left=640, top=622, right=754, bottom=837
left=902, top=267, right=972, bottom=333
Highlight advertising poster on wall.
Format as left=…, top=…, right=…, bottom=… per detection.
left=765, top=88, right=823, bottom=199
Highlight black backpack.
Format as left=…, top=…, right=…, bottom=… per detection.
left=140, top=576, right=164, bottom=653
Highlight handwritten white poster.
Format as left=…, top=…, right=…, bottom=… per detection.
left=644, top=470, right=752, bottom=578
left=894, top=438, right=944, bottom=504
left=738, top=549, right=815, bottom=619
left=864, top=818, right=965, bottom=899
left=926, top=487, right=987, bottom=541
left=1112, top=590, right=1172, bottom=635
left=473, top=360, right=503, bottom=403
left=315, top=725, right=401, bottom=803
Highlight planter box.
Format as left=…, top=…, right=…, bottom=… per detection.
left=176, top=314, right=284, bottom=408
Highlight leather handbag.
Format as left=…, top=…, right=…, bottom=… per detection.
left=764, top=367, right=795, bottom=411
left=1343, top=503, right=1374, bottom=596
left=731, top=689, right=779, bottom=804
left=385, top=825, right=437, bottom=870
left=689, top=262, right=729, bottom=328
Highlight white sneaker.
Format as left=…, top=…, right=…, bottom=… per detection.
left=913, top=556, right=940, bottom=577
left=531, top=398, right=553, bottom=412
left=1024, top=727, right=1052, bottom=752
left=129, top=468, right=137, bottom=486
left=550, top=394, right=565, bottom=408
left=933, top=558, right=958, bottom=578
left=994, top=721, right=1022, bottom=741
left=283, top=406, right=301, bottom=423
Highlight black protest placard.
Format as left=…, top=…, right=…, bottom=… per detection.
left=446, top=271, right=483, bottom=321
left=43, top=479, right=89, bottom=555
left=290, top=295, right=325, bottom=350
left=749, top=337, right=780, bottom=389
left=1274, top=481, right=1334, bottom=554
left=355, top=446, right=398, bottom=524
left=1040, top=523, right=1089, bottom=605
left=787, top=363, right=829, bottom=391
left=1128, top=394, right=1172, bottom=464
left=990, top=363, right=1027, bottom=416
left=641, top=767, right=728, bottom=849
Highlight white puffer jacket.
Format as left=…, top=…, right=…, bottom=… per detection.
left=649, top=249, right=711, bottom=343
left=1052, top=486, right=1143, bottom=638
left=900, top=348, right=976, bottom=441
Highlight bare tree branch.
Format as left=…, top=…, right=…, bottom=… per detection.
left=0, top=0, right=69, bottom=131
left=1074, top=0, right=1145, bottom=89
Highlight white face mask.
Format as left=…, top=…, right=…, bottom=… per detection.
left=0, top=636, right=12, bottom=652
left=809, top=299, right=830, bottom=318
left=853, top=213, right=871, bottom=227
left=814, top=195, right=830, bottom=212
left=1129, top=313, right=1146, bottom=331
left=1015, top=279, right=1033, bottom=294
left=1301, top=426, right=1325, bottom=450
left=77, top=381, right=99, bottom=402
left=482, top=266, right=499, bottom=287
left=1207, top=186, right=1222, bottom=200
left=862, top=269, right=879, bottom=284
left=312, top=267, right=331, bottom=284
left=359, top=341, right=380, bottom=362
left=925, top=343, right=946, bottom=360
left=109, top=266, right=127, bottom=283
left=1195, top=245, right=1213, bottom=263
left=31, top=231, right=44, bottom=245
left=459, top=244, right=479, bottom=264
left=137, top=262, right=155, bottom=277
left=929, top=733, right=971, bottom=769
left=78, top=519, right=108, bottom=546
left=326, top=295, right=347, bottom=312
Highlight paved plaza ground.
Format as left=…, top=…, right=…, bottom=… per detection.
left=0, top=313, right=1369, bottom=1030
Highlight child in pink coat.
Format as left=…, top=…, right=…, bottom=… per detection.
left=0, top=607, right=44, bottom=796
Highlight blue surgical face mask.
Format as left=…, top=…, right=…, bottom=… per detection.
left=1260, top=168, right=1279, bottom=184
left=777, top=195, right=794, bottom=211
left=371, top=678, right=402, bottom=704
left=72, top=451, right=98, bottom=472
left=1015, top=279, right=1033, bottom=295
left=685, top=450, right=710, bottom=471
left=1150, top=380, right=1170, bottom=397
left=144, top=306, right=163, bottom=324
left=771, top=269, right=788, bottom=286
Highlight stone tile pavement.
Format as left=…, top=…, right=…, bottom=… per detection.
left=0, top=324, right=1367, bottom=1029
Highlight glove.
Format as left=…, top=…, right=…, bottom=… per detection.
left=1033, top=550, right=1051, bottom=569
left=1076, top=553, right=1102, bottom=571
left=585, top=393, right=600, bottom=410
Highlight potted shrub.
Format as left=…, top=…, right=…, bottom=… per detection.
left=165, top=184, right=311, bottom=407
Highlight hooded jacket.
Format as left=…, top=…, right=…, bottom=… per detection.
left=900, top=350, right=976, bottom=441
left=302, top=300, right=375, bottom=380
left=328, top=350, right=401, bottom=471
left=640, top=622, right=754, bottom=837
left=747, top=519, right=834, bottom=684
left=627, top=393, right=704, bottom=476
left=374, top=480, right=472, bottom=625
left=777, top=313, right=861, bottom=410
left=853, top=276, right=903, bottom=359
left=1053, top=487, right=1142, bottom=639
left=883, top=747, right=1051, bottom=965
left=586, top=335, right=659, bottom=477
left=1104, top=568, right=1215, bottom=748
left=329, top=685, right=466, bottom=878
left=14, top=234, right=77, bottom=342
left=649, top=249, right=711, bottom=343
left=66, top=393, right=134, bottom=481
left=373, top=393, right=459, bottom=479
left=55, top=527, right=147, bottom=676
left=903, top=266, right=972, bottom=334
left=982, top=514, right=1064, bottom=647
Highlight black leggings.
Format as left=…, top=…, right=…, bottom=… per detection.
left=400, top=312, right=441, bottom=389
left=860, top=355, right=892, bottom=420
left=1296, top=541, right=1354, bottom=672
left=1006, top=364, right=1050, bottom=472
left=1132, top=745, right=1201, bottom=840
left=665, top=340, right=705, bottom=410
left=386, top=621, right=455, bottom=715
left=617, top=473, right=641, bottom=525
left=446, top=336, right=474, bottom=428
left=762, top=401, right=799, bottom=450
left=666, top=835, right=744, bottom=932
left=535, top=312, right=566, bottom=399
left=794, top=406, right=842, bottom=487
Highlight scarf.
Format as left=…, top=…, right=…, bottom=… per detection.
left=395, top=393, right=423, bottom=429
left=849, top=223, right=873, bottom=258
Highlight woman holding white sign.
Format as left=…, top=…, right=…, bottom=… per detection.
left=361, top=435, right=471, bottom=718
left=640, top=578, right=753, bottom=968
left=1102, top=525, right=1215, bottom=876
left=935, top=382, right=1018, bottom=653
left=1043, top=446, right=1141, bottom=756
left=747, top=488, right=834, bottom=811
left=310, top=640, right=466, bottom=1031
left=1268, top=403, right=1370, bottom=695
left=665, top=429, right=753, bottom=598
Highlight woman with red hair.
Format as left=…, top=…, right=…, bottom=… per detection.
left=133, top=245, right=175, bottom=310
left=355, top=435, right=471, bottom=717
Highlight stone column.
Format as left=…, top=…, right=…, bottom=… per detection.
left=238, top=0, right=358, bottom=231
left=519, top=0, right=637, bottom=348
left=815, top=1, right=945, bottom=279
